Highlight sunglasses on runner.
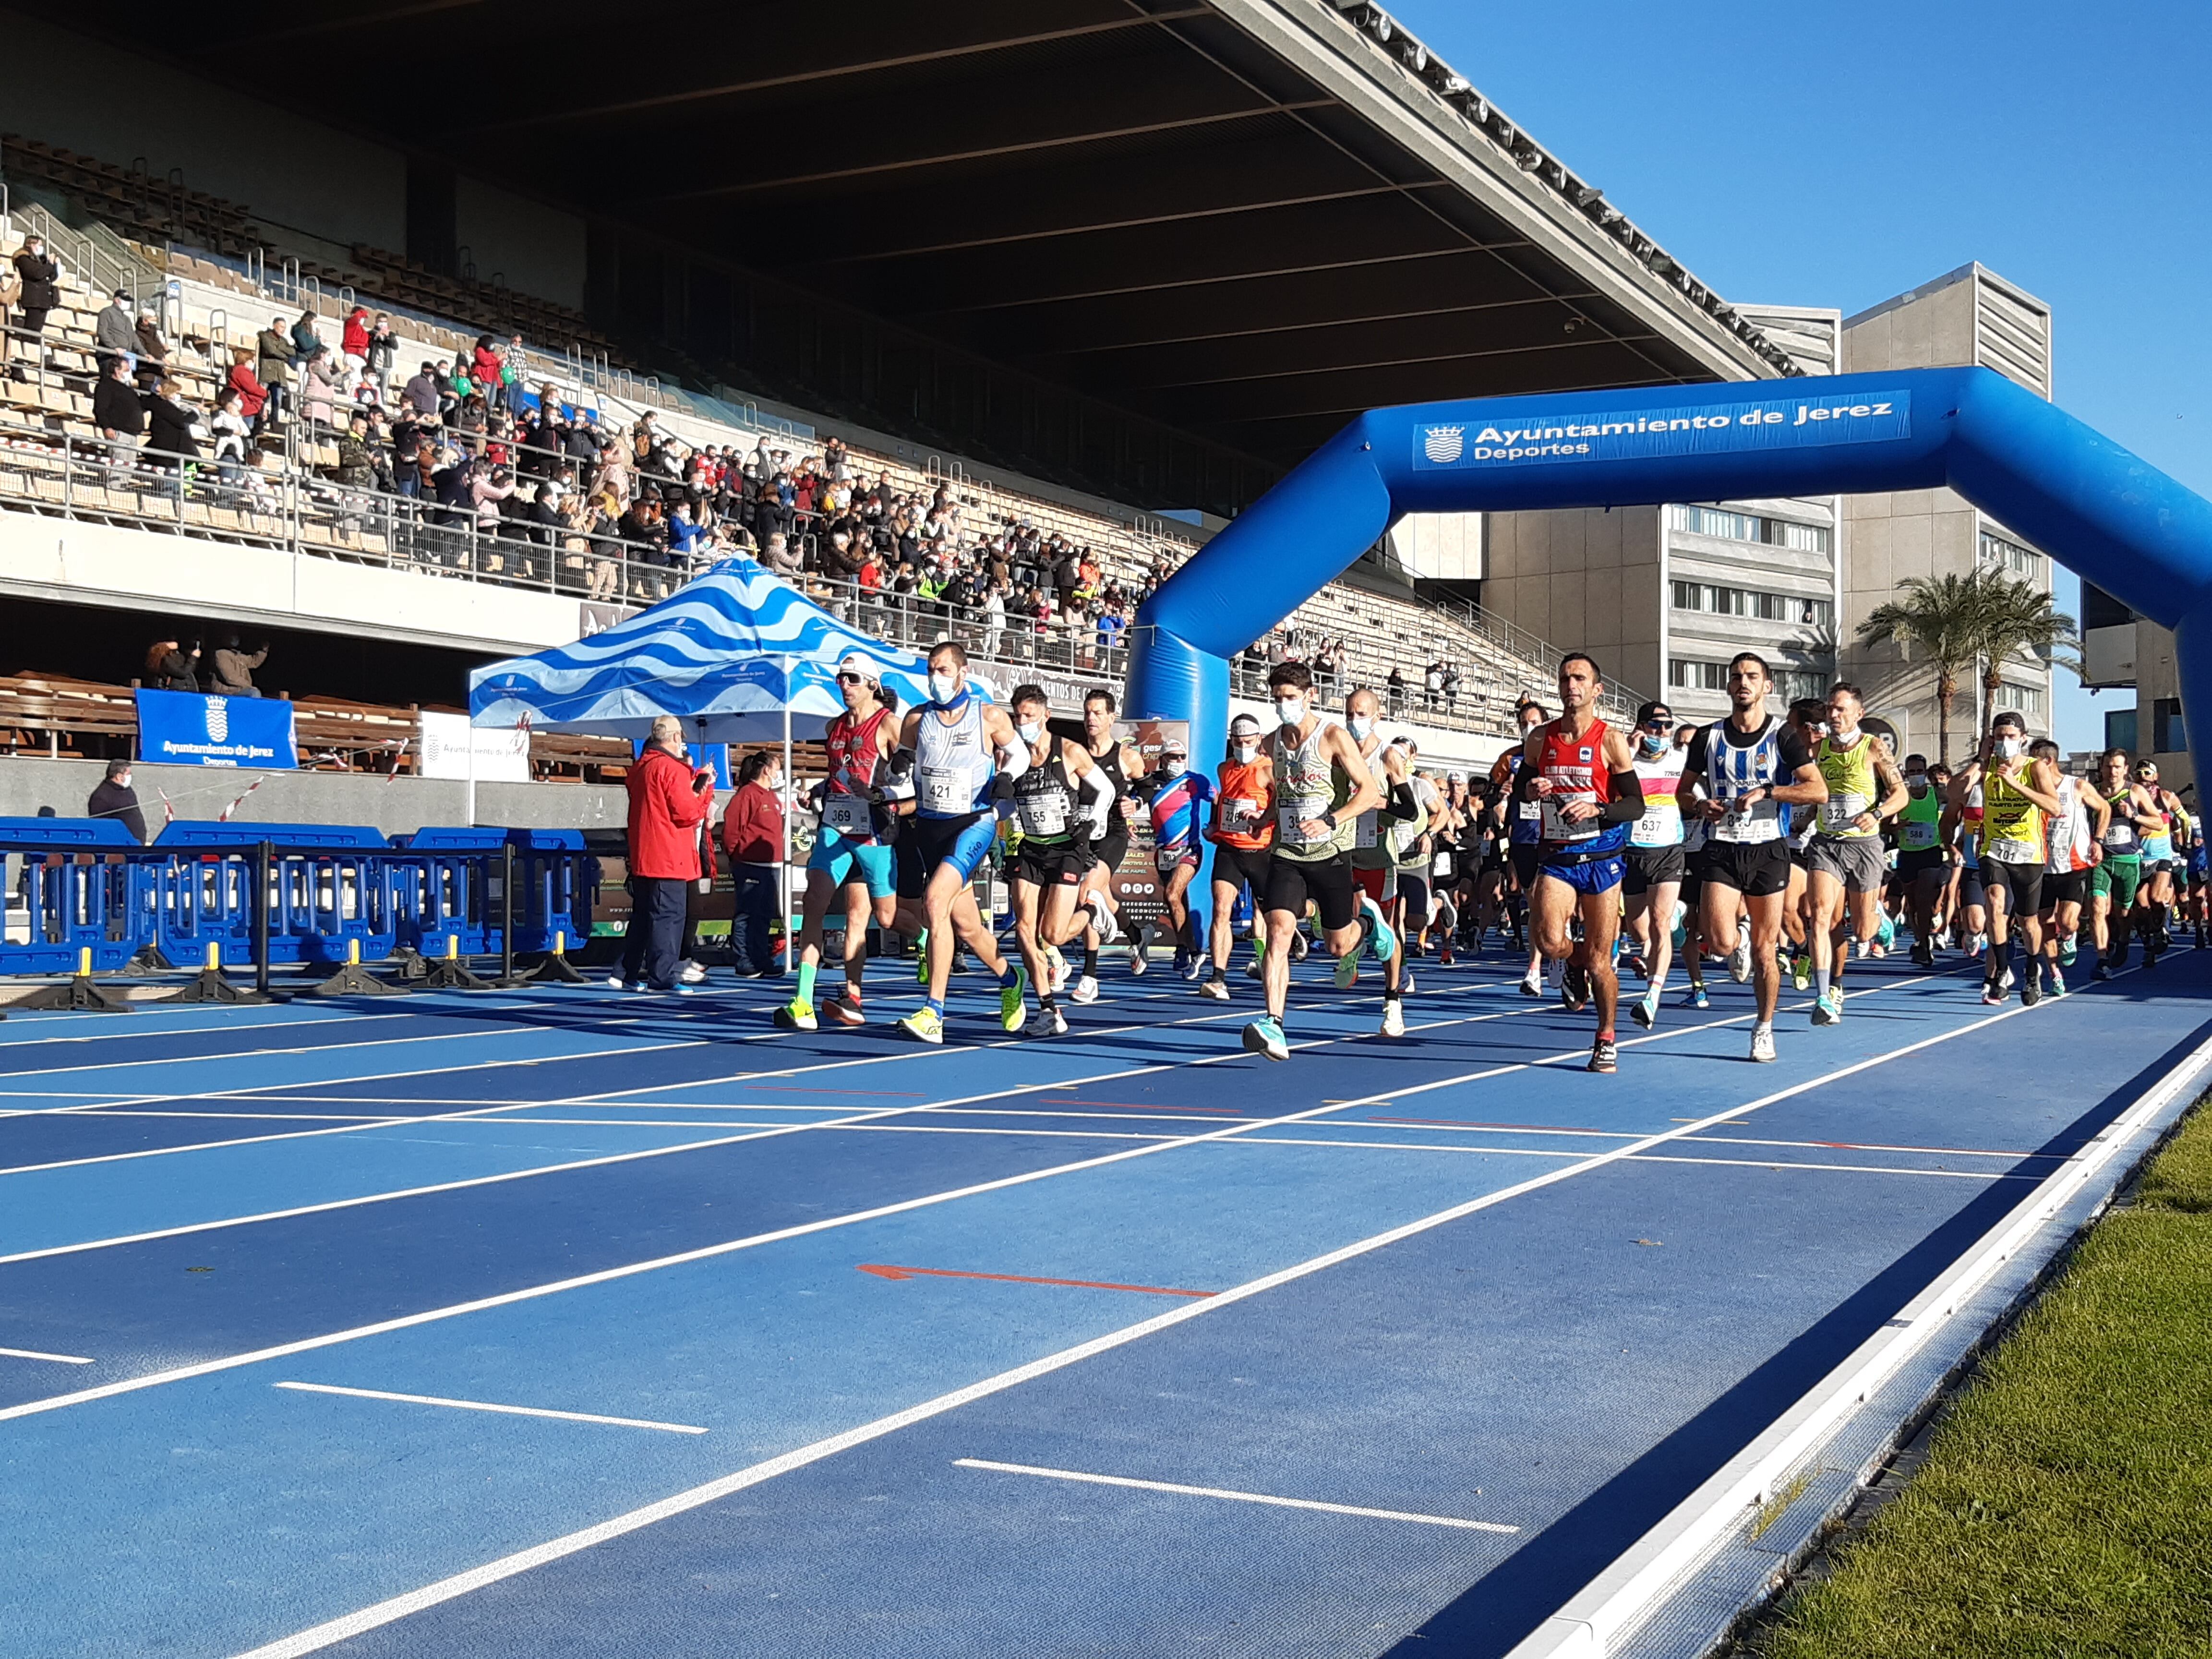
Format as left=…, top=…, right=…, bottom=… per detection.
left=1642, top=716, right=1671, bottom=730
left=834, top=672, right=866, bottom=686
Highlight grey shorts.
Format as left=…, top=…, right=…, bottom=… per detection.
left=1805, top=835, right=1889, bottom=894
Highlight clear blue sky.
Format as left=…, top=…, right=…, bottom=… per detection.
left=1386, top=0, right=2211, bottom=750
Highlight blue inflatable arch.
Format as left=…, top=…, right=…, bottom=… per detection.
left=1127, top=368, right=2212, bottom=799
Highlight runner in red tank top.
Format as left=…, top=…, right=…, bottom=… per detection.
left=1512, top=653, right=1643, bottom=1073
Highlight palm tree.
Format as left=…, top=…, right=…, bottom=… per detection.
left=1974, top=574, right=2082, bottom=723
left=1855, top=572, right=1987, bottom=764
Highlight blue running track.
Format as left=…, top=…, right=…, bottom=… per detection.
left=0, top=941, right=2205, bottom=1659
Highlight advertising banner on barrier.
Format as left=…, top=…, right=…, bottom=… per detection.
left=135, top=689, right=298, bottom=769
left=420, top=712, right=530, bottom=781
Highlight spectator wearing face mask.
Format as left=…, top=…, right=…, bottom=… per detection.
left=87, top=758, right=149, bottom=844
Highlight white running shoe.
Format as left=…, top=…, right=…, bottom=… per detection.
left=1728, top=938, right=1752, bottom=984
left=1046, top=945, right=1069, bottom=995
left=679, top=959, right=708, bottom=985
left=1518, top=971, right=1542, bottom=998
left=1088, top=902, right=1120, bottom=946
left=1380, top=998, right=1406, bottom=1037
left=604, top=972, right=628, bottom=989
left=1128, top=942, right=1147, bottom=976
left=1023, top=1004, right=1068, bottom=1037
left=1070, top=974, right=1099, bottom=1004
left=1246, top=956, right=1265, bottom=980
left=1200, top=977, right=1230, bottom=1001
left=1399, top=972, right=1416, bottom=997
left=1750, top=1026, right=1777, bottom=1063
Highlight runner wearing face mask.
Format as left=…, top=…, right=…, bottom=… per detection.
left=1623, top=700, right=1685, bottom=1029
left=893, top=640, right=1032, bottom=1043
left=1202, top=713, right=1274, bottom=1000
left=1004, top=685, right=1114, bottom=1036
left=1803, top=683, right=1910, bottom=1026
left=1142, top=735, right=1213, bottom=978
left=1072, top=688, right=1142, bottom=995
left=2034, top=738, right=2108, bottom=998
left=1243, top=660, right=1391, bottom=1060
left=2088, top=748, right=2146, bottom=978
left=1953, top=710, right=2064, bottom=1006
left=1891, top=753, right=1948, bottom=966
left=1342, top=686, right=1403, bottom=992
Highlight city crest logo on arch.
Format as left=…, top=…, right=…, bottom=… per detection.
left=1421, top=425, right=1465, bottom=464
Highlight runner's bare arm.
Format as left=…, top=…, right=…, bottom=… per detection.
left=1331, top=725, right=1385, bottom=824
left=1870, top=738, right=1910, bottom=823
left=1772, top=760, right=1828, bottom=807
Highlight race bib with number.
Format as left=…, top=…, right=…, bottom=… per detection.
left=1900, top=818, right=1938, bottom=852
left=1820, top=791, right=1869, bottom=833
left=1713, top=798, right=1782, bottom=845
left=1019, top=791, right=1070, bottom=838
left=1431, top=851, right=1455, bottom=878
left=1541, top=795, right=1599, bottom=843
left=918, top=768, right=970, bottom=816
left=1632, top=798, right=1681, bottom=847
left=1515, top=800, right=1541, bottom=822
left=1154, top=843, right=1190, bottom=870
left=1280, top=793, right=1330, bottom=845
left=1353, top=807, right=1378, bottom=851
left=1984, top=835, right=2041, bottom=866
left=821, top=791, right=870, bottom=834
left=2106, top=820, right=2138, bottom=851
left=1220, top=796, right=1260, bottom=834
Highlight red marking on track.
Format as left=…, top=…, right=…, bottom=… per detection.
left=1369, top=1115, right=1618, bottom=1135
left=1040, top=1099, right=1242, bottom=1114
left=855, top=1263, right=1214, bottom=1298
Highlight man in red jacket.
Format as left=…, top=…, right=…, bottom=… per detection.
left=618, top=714, right=716, bottom=992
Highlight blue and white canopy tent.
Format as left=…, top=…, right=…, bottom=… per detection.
left=470, top=555, right=978, bottom=969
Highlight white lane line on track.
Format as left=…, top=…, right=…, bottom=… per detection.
left=272, top=1381, right=706, bottom=1435
left=219, top=974, right=2047, bottom=1659
left=6, top=970, right=1988, bottom=1427
left=950, top=1457, right=1519, bottom=1533
left=0, top=1344, right=94, bottom=1364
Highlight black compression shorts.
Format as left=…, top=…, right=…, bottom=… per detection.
left=1265, top=851, right=1358, bottom=932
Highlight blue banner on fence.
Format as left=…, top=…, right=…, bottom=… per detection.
left=135, top=689, right=299, bottom=769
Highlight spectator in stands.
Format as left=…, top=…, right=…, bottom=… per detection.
left=1442, top=661, right=1462, bottom=716
left=453, top=392, right=488, bottom=457
left=365, top=314, right=398, bottom=396
left=1425, top=658, right=1444, bottom=711
left=209, top=636, right=268, bottom=697
left=301, top=347, right=340, bottom=429
left=210, top=386, right=252, bottom=481
left=470, top=464, right=517, bottom=563
left=500, top=336, right=527, bottom=411
left=1387, top=663, right=1408, bottom=714
left=93, top=356, right=146, bottom=469
left=289, top=308, right=321, bottom=369
left=256, top=320, right=293, bottom=423
left=720, top=749, right=786, bottom=977
left=146, top=638, right=201, bottom=692
left=132, top=307, right=169, bottom=393
left=142, top=378, right=200, bottom=472
left=87, top=757, right=149, bottom=844
left=93, top=288, right=137, bottom=377
left=333, top=410, right=374, bottom=492
left=617, top=714, right=716, bottom=994
left=7, top=233, right=62, bottom=369
left=402, top=360, right=441, bottom=420
left=340, top=306, right=370, bottom=375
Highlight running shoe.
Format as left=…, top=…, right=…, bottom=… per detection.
left=1518, top=971, right=1542, bottom=998
left=1246, top=956, right=1265, bottom=980
left=1999, top=967, right=2016, bottom=991
left=1980, top=982, right=2005, bottom=1006
left=1750, top=1026, right=1777, bottom=1063
left=1790, top=953, right=1812, bottom=992
left=824, top=992, right=866, bottom=1027
left=1728, top=939, right=1752, bottom=983
left=1811, top=989, right=1842, bottom=1027
left=1200, top=976, right=1230, bottom=1001
left=1911, top=939, right=1935, bottom=967
left=1128, top=941, right=1148, bottom=976
left=2021, top=977, right=2042, bottom=1007
left=1179, top=951, right=1204, bottom=982
left=1045, top=945, right=1068, bottom=996
left=1089, top=902, right=1119, bottom=946
left=1587, top=1035, right=1618, bottom=1074
left=1876, top=914, right=1897, bottom=951
left=2093, top=962, right=2115, bottom=982
left=1023, top=1004, right=1068, bottom=1037
left=898, top=1006, right=944, bottom=1044
left=680, top=959, right=708, bottom=985
left=1400, top=972, right=1417, bottom=997
left=1968, top=933, right=1987, bottom=960
left=1361, top=896, right=1398, bottom=963
left=1241, top=1015, right=1289, bottom=1061
left=773, top=998, right=817, bottom=1032
left=1334, top=950, right=1361, bottom=990
left=1438, top=945, right=1455, bottom=968
left=999, top=965, right=1029, bottom=1032
left=2058, top=938, right=2078, bottom=967
left=1071, top=974, right=1100, bottom=1004
left=2044, top=969, right=2068, bottom=998
left=1625, top=951, right=1647, bottom=981
left=1685, top=984, right=1710, bottom=1010
left=1630, top=990, right=1658, bottom=1030
left=603, top=973, right=629, bottom=989
left=1561, top=963, right=1589, bottom=1012
left=1381, top=998, right=1407, bottom=1038
left=1289, top=933, right=1310, bottom=962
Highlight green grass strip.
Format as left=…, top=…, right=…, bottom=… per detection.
left=1751, top=1104, right=2212, bottom=1659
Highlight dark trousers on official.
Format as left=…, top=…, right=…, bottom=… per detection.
left=620, top=874, right=688, bottom=989
left=729, top=864, right=777, bottom=974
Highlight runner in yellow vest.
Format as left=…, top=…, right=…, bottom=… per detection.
left=1803, top=683, right=1908, bottom=1026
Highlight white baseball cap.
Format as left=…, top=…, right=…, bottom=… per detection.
left=834, top=653, right=879, bottom=685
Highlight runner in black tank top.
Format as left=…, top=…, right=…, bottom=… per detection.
left=1071, top=687, right=1141, bottom=998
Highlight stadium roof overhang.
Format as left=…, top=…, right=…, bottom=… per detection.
left=88, top=0, right=1789, bottom=483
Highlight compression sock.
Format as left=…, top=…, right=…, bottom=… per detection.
left=1988, top=937, right=2012, bottom=982
left=796, top=961, right=818, bottom=1005
left=926, top=997, right=944, bottom=1018
left=999, top=962, right=1021, bottom=987
left=1814, top=964, right=1830, bottom=997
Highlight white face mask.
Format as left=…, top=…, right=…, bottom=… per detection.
left=1274, top=697, right=1306, bottom=727
left=928, top=671, right=960, bottom=704
left=1995, top=735, right=2022, bottom=759
left=1348, top=714, right=1374, bottom=740
left=1906, top=772, right=1928, bottom=790
left=1232, top=741, right=1257, bottom=763
left=1828, top=721, right=1859, bottom=743
left=1016, top=720, right=1042, bottom=745
left=1162, top=757, right=1187, bottom=777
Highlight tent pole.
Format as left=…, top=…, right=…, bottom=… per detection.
left=782, top=664, right=795, bottom=975
left=465, top=718, right=477, bottom=827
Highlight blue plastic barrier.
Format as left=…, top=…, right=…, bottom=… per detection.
left=0, top=817, right=144, bottom=976
left=389, top=828, right=503, bottom=960
left=503, top=829, right=594, bottom=955
left=151, top=823, right=396, bottom=968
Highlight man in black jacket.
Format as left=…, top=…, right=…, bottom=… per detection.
left=10, top=233, right=62, bottom=364
left=87, top=759, right=149, bottom=843
left=93, top=357, right=146, bottom=469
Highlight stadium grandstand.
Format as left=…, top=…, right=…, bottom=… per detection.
left=0, top=0, right=1796, bottom=809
